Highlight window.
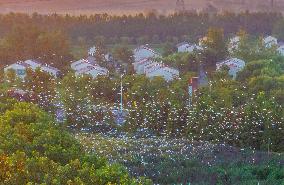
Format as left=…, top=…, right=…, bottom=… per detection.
left=17, top=69, right=26, bottom=76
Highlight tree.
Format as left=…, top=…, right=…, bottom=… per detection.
left=1, top=24, right=72, bottom=70
left=112, top=45, right=134, bottom=64
left=94, top=36, right=107, bottom=66
left=201, top=28, right=228, bottom=68
left=5, top=68, right=17, bottom=83
left=60, top=73, right=93, bottom=128
left=162, top=52, right=199, bottom=74
left=36, top=30, right=73, bottom=69
left=24, top=68, right=57, bottom=111
left=0, top=100, right=151, bottom=184
left=162, top=42, right=176, bottom=57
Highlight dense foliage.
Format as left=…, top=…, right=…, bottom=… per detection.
left=0, top=97, right=151, bottom=184
left=1, top=11, right=284, bottom=68
left=78, top=133, right=284, bottom=185
left=0, top=11, right=284, bottom=184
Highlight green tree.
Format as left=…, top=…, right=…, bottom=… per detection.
left=24, top=68, right=57, bottom=110
left=0, top=100, right=151, bottom=184
left=113, top=45, right=134, bottom=64
left=201, top=28, right=228, bottom=68
left=5, top=68, right=17, bottom=83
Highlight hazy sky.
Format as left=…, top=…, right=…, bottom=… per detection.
left=0, top=0, right=207, bottom=14
left=0, top=0, right=280, bottom=14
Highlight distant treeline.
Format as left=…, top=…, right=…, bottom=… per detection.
left=0, top=12, right=284, bottom=45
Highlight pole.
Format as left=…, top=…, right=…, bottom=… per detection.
left=188, top=85, right=192, bottom=107
left=268, top=125, right=270, bottom=156
left=120, top=75, right=123, bottom=112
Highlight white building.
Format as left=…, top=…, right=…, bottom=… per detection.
left=145, top=66, right=180, bottom=82
left=4, top=63, right=27, bottom=79
left=277, top=45, right=284, bottom=56
left=216, top=58, right=246, bottom=79
left=71, top=59, right=108, bottom=79
left=88, top=46, right=97, bottom=56
left=41, top=65, right=61, bottom=77
left=228, top=36, right=240, bottom=53
left=88, top=46, right=112, bottom=62
left=133, top=58, right=179, bottom=81
left=133, top=59, right=160, bottom=75
left=177, top=42, right=201, bottom=53
left=263, top=36, right=278, bottom=48
left=24, top=60, right=41, bottom=70
left=4, top=60, right=60, bottom=79
left=71, top=59, right=94, bottom=71
left=133, top=45, right=161, bottom=62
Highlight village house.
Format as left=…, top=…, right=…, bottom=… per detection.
left=133, top=59, right=157, bottom=74
left=133, top=45, right=161, bottom=62
left=176, top=42, right=201, bottom=53
left=263, top=36, right=278, bottom=48
left=277, top=41, right=284, bottom=56
left=71, top=59, right=94, bottom=71
left=133, top=58, right=179, bottom=81
left=71, top=59, right=109, bottom=79
left=4, top=63, right=27, bottom=79
left=145, top=66, right=179, bottom=82
left=88, top=46, right=113, bottom=62
left=4, top=60, right=60, bottom=79
left=277, top=45, right=284, bottom=56
left=216, top=58, right=246, bottom=79
left=228, top=36, right=240, bottom=53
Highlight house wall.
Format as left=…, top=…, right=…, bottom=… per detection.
left=134, top=48, right=159, bottom=62
left=4, top=64, right=27, bottom=79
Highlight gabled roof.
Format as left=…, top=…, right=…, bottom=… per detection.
left=263, top=36, right=277, bottom=43
left=217, top=58, right=246, bottom=69
left=24, top=60, right=42, bottom=69
left=176, top=42, right=190, bottom=47
left=134, top=45, right=161, bottom=56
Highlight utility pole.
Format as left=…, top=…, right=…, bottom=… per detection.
left=120, top=74, right=123, bottom=113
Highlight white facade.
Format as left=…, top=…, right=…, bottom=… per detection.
left=134, top=59, right=158, bottom=75
left=88, top=46, right=97, bottom=56
left=4, top=63, right=26, bottom=79
left=133, top=58, right=179, bottom=81
left=277, top=45, right=284, bottom=56
left=177, top=42, right=200, bottom=53
left=41, top=65, right=60, bottom=77
left=228, top=36, right=240, bottom=52
left=145, top=66, right=179, bottom=82
left=71, top=59, right=108, bottom=79
left=216, top=58, right=246, bottom=79
left=23, top=60, right=42, bottom=70
left=263, top=36, right=278, bottom=48
left=133, top=45, right=161, bottom=62
left=4, top=60, right=60, bottom=79
left=71, top=59, right=93, bottom=71
left=88, top=46, right=112, bottom=62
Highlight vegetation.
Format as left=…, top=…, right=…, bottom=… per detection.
left=0, top=98, right=151, bottom=184
left=1, top=11, right=284, bottom=68
left=0, top=11, right=283, bottom=185
left=77, top=133, right=284, bottom=185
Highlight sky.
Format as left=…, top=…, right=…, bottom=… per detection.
left=0, top=0, right=280, bottom=14
left=0, top=0, right=210, bottom=14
